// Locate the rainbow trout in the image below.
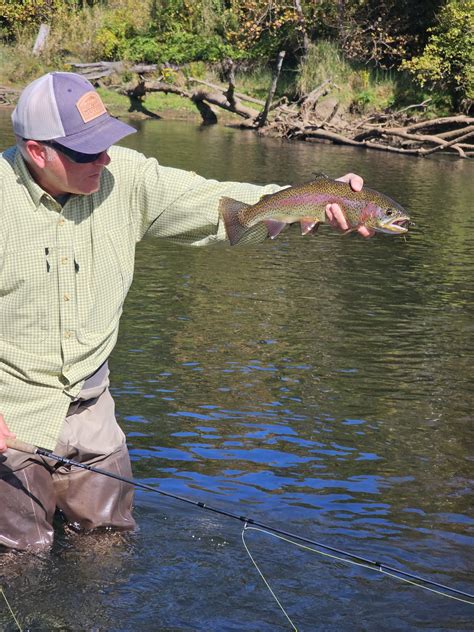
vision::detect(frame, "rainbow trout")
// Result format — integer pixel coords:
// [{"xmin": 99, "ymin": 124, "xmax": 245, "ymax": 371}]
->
[{"xmin": 219, "ymin": 176, "xmax": 410, "ymax": 245}]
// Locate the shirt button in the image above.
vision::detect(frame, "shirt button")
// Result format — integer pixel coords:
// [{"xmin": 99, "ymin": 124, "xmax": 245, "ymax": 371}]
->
[
  {"xmin": 64, "ymin": 293, "xmax": 70, "ymax": 301},
  {"xmin": 61, "ymin": 257, "xmax": 68, "ymax": 265},
  {"xmin": 58, "ymin": 218, "xmax": 65, "ymax": 226},
  {"xmin": 64, "ymin": 330, "xmax": 71, "ymax": 339}
]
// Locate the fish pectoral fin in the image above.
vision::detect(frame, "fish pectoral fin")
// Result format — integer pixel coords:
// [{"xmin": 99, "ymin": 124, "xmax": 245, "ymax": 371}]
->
[
  {"xmin": 263, "ymin": 219, "xmax": 288, "ymax": 239},
  {"xmin": 300, "ymin": 219, "xmax": 321, "ymax": 235},
  {"xmin": 219, "ymin": 197, "xmax": 251, "ymax": 246}
]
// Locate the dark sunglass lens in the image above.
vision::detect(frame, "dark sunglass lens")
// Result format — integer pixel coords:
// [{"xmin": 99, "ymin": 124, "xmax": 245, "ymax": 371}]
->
[
  {"xmin": 62, "ymin": 146, "xmax": 102, "ymax": 163},
  {"xmin": 47, "ymin": 142, "xmax": 102, "ymax": 163},
  {"xmin": 73, "ymin": 151, "xmax": 102, "ymax": 164}
]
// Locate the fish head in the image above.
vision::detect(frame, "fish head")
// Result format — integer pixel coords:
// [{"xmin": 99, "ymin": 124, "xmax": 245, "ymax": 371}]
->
[{"xmin": 360, "ymin": 194, "xmax": 411, "ymax": 235}]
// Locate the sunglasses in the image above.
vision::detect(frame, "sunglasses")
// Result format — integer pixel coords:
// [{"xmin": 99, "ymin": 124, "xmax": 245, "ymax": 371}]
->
[{"xmin": 40, "ymin": 140, "xmax": 105, "ymax": 164}]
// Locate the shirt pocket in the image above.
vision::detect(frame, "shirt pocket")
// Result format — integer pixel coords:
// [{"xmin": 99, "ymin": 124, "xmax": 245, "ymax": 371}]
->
[
  {"xmin": 0, "ymin": 246, "xmax": 52, "ymax": 343},
  {"xmin": 75, "ymin": 223, "xmax": 135, "ymax": 342}
]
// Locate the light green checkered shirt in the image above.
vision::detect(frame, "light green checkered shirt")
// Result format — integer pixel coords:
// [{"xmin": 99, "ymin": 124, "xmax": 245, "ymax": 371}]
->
[{"xmin": 0, "ymin": 145, "xmax": 280, "ymax": 449}]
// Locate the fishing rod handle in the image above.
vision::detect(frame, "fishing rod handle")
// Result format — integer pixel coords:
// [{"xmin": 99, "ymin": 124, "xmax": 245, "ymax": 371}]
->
[{"xmin": 6, "ymin": 437, "xmax": 38, "ymax": 454}]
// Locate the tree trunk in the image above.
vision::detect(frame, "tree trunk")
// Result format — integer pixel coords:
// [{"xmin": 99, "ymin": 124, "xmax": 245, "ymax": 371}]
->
[{"xmin": 256, "ymin": 51, "xmax": 286, "ymax": 128}]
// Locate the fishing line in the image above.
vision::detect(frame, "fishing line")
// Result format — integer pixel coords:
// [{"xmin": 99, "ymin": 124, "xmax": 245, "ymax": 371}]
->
[
  {"xmin": 241, "ymin": 525, "xmax": 474, "ymax": 631},
  {"xmin": 7, "ymin": 439, "xmax": 474, "ymax": 608},
  {"xmin": 0, "ymin": 586, "xmax": 23, "ymax": 632},
  {"xmin": 241, "ymin": 526, "xmax": 298, "ymax": 631}
]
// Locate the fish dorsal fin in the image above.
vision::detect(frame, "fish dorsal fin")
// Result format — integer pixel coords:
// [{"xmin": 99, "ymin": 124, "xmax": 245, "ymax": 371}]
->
[
  {"xmin": 258, "ymin": 192, "xmax": 276, "ymax": 202},
  {"xmin": 311, "ymin": 172, "xmax": 330, "ymax": 181}
]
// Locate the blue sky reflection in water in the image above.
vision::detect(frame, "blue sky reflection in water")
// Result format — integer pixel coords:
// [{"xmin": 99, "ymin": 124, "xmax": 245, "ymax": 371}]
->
[{"xmin": 0, "ymin": 113, "xmax": 473, "ymax": 631}]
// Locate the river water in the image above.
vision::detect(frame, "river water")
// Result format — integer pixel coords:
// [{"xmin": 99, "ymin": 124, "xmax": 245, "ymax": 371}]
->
[{"xmin": 0, "ymin": 110, "xmax": 473, "ymax": 631}]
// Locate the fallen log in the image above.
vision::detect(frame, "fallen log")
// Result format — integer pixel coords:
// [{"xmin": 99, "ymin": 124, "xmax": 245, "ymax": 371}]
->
[
  {"xmin": 187, "ymin": 77, "xmax": 266, "ymax": 106},
  {"xmin": 72, "ymin": 61, "xmax": 159, "ymax": 80}
]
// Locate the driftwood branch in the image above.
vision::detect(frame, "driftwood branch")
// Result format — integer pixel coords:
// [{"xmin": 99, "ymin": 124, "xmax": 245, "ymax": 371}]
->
[{"xmin": 268, "ymin": 101, "xmax": 474, "ymax": 159}]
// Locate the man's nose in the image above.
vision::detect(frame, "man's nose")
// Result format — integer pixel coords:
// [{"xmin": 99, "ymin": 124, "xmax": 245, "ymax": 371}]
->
[{"xmin": 96, "ymin": 151, "xmax": 111, "ymax": 166}]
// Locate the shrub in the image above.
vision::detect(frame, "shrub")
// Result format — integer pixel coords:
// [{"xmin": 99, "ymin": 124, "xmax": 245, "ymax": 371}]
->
[
  {"xmin": 124, "ymin": 31, "xmax": 240, "ymax": 64},
  {"xmin": 0, "ymin": 0, "xmax": 63, "ymax": 40},
  {"xmin": 401, "ymin": 0, "xmax": 474, "ymax": 110}
]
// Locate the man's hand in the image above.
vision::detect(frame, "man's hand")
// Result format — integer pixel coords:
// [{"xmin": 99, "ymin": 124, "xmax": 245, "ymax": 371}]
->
[
  {"xmin": 325, "ymin": 173, "xmax": 375, "ymax": 238},
  {"xmin": 0, "ymin": 413, "xmax": 15, "ymax": 452}
]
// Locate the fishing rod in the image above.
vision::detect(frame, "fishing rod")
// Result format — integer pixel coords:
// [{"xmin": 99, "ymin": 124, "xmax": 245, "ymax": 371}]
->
[{"xmin": 6, "ymin": 437, "xmax": 474, "ymax": 604}]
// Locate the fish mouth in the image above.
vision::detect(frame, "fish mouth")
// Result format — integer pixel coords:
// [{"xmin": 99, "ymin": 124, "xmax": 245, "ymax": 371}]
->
[{"xmin": 381, "ymin": 217, "xmax": 411, "ymax": 234}]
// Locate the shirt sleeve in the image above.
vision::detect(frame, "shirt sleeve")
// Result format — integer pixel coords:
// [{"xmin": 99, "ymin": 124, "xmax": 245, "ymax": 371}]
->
[{"xmin": 131, "ymin": 155, "xmax": 283, "ymax": 246}]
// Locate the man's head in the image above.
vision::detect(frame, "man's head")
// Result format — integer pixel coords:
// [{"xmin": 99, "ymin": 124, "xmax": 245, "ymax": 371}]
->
[{"xmin": 12, "ymin": 72, "xmax": 136, "ymax": 196}]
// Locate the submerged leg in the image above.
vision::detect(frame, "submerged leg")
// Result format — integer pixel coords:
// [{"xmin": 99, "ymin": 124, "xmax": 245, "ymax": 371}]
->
[
  {"xmin": 0, "ymin": 454, "xmax": 56, "ymax": 552},
  {"xmin": 53, "ymin": 388, "xmax": 136, "ymax": 532}
]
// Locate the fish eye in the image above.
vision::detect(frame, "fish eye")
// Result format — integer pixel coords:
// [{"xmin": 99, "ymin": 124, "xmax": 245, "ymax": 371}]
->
[{"xmin": 386, "ymin": 208, "xmax": 394, "ymax": 216}]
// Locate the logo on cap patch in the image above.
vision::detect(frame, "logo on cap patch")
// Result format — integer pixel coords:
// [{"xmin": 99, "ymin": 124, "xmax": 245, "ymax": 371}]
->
[{"xmin": 76, "ymin": 91, "xmax": 107, "ymax": 123}]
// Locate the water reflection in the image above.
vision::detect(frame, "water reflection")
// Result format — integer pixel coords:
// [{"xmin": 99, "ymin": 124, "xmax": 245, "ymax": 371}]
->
[{"xmin": 1, "ymin": 110, "xmax": 473, "ymax": 630}]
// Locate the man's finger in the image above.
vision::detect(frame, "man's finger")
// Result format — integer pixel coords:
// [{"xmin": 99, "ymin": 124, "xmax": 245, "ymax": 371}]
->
[
  {"xmin": 336, "ymin": 173, "xmax": 363, "ymax": 192},
  {"xmin": 326, "ymin": 203, "xmax": 349, "ymax": 231},
  {"xmin": 357, "ymin": 225, "xmax": 375, "ymax": 238}
]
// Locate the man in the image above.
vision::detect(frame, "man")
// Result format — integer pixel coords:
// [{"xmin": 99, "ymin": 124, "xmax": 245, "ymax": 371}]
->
[{"xmin": 0, "ymin": 72, "xmax": 372, "ymax": 552}]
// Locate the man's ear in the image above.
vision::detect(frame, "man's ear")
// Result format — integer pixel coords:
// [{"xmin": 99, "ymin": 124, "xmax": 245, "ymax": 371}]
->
[{"xmin": 24, "ymin": 140, "xmax": 49, "ymax": 168}]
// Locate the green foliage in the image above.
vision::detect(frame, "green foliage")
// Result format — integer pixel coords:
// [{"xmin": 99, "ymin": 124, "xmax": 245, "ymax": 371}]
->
[
  {"xmin": 123, "ymin": 31, "xmax": 240, "ymax": 64},
  {"xmin": 401, "ymin": 0, "xmax": 474, "ymax": 110},
  {"xmin": 150, "ymin": 0, "xmax": 225, "ymax": 36},
  {"xmin": 124, "ymin": 36, "xmax": 160, "ymax": 63},
  {"xmin": 184, "ymin": 61, "xmax": 207, "ymax": 80},
  {"xmin": 0, "ymin": 0, "xmax": 65, "ymax": 39},
  {"xmin": 92, "ymin": 1, "xmax": 240, "ymax": 64},
  {"xmin": 95, "ymin": 8, "xmax": 140, "ymax": 60},
  {"xmin": 0, "ymin": 0, "xmax": 470, "ymax": 117}
]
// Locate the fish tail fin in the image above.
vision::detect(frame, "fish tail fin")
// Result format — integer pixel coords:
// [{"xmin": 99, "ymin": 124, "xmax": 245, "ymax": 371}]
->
[{"xmin": 219, "ymin": 197, "xmax": 251, "ymax": 246}]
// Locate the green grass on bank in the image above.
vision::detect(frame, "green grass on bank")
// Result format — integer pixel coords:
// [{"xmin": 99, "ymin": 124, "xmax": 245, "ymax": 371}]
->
[{"xmin": 95, "ymin": 87, "xmax": 199, "ymax": 118}]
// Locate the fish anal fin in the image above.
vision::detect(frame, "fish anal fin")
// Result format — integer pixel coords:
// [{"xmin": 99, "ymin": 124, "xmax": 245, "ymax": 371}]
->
[{"xmin": 300, "ymin": 218, "xmax": 321, "ymax": 235}]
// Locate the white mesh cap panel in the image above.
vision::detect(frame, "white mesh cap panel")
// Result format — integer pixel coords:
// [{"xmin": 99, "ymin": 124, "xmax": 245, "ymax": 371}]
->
[{"xmin": 12, "ymin": 74, "xmax": 65, "ymax": 140}]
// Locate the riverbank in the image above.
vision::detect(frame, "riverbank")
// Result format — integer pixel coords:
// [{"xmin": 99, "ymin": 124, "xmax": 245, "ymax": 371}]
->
[{"xmin": 2, "ymin": 71, "xmax": 473, "ymax": 159}]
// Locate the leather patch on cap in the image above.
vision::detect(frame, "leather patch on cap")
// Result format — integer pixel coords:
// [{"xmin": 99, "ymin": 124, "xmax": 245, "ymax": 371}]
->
[{"xmin": 76, "ymin": 91, "xmax": 107, "ymax": 123}]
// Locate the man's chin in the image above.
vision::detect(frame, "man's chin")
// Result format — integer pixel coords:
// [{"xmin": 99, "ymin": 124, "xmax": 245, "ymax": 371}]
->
[{"xmin": 77, "ymin": 178, "xmax": 101, "ymax": 195}]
